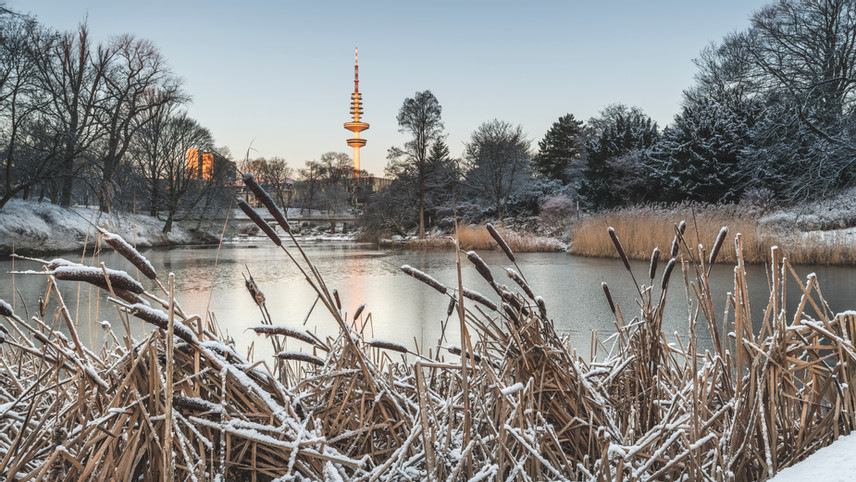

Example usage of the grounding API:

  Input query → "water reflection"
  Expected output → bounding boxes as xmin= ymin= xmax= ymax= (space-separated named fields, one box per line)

xmin=2 ymin=243 xmax=854 ymax=362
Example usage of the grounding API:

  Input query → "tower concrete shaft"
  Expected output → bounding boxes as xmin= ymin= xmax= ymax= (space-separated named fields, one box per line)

xmin=344 ymin=47 xmax=369 ymax=174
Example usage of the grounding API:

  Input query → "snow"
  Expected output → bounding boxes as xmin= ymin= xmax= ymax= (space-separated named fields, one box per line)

xmin=501 ymin=382 xmax=525 ymax=396
xmin=0 ymin=299 xmax=12 ymax=317
xmin=771 ymin=434 xmax=856 ymax=482
xmin=0 ymin=198 xmax=193 ymax=256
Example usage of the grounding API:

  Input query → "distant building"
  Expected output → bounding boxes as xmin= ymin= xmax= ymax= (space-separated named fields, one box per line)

xmin=186 ymin=149 xmax=230 ymax=181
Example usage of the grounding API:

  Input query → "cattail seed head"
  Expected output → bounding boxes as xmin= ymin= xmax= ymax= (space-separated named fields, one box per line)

xmin=401 ymin=265 xmax=447 ymax=294
xmin=466 ymin=251 xmax=494 ymax=284
xmin=461 ymin=288 xmax=497 ymax=311
xmin=608 ymin=227 xmax=632 ymax=273
xmin=447 ymin=297 xmax=457 ymax=317
xmin=236 ymin=197 xmax=282 ymax=246
xmin=506 ymin=268 xmax=535 ymax=300
xmin=649 ymin=247 xmax=660 ymax=280
xmin=671 ymin=221 xmax=687 ymax=257
xmin=709 ymin=227 xmax=728 ymax=266
xmin=276 ymin=350 xmax=324 ymax=366
xmin=486 ymin=223 xmax=515 ymax=262
xmin=242 ymin=272 xmax=265 ymax=307
xmin=662 ymin=258 xmax=677 ymax=290
xmin=447 ymin=344 xmax=482 ymax=363
xmin=535 ymin=296 xmax=547 ymax=319
xmin=0 ymin=299 xmax=12 ymax=317
xmin=333 ymin=289 xmax=342 ymax=311
xmin=366 ymin=338 xmax=409 ymax=354
xmin=242 ymin=173 xmax=291 ymax=234
xmin=52 ymin=264 xmax=145 ymax=294
xmin=248 ymin=324 xmax=319 ymax=346
xmin=99 ymin=229 xmax=157 ymax=280
xmin=353 ymin=303 xmax=366 ymax=321
xmin=602 ymin=282 xmax=616 ymax=314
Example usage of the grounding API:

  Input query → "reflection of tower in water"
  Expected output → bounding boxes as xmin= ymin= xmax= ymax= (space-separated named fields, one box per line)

xmin=344 ymin=48 xmax=369 ymax=177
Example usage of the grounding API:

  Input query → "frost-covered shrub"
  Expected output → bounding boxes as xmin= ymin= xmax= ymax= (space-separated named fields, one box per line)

xmin=537 ymin=195 xmax=576 ymax=238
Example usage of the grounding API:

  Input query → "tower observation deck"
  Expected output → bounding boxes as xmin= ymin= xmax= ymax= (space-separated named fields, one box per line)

xmin=344 ymin=48 xmax=369 ymax=175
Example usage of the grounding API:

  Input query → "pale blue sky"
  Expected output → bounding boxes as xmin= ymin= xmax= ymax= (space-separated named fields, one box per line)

xmin=8 ymin=1 xmax=769 ymax=176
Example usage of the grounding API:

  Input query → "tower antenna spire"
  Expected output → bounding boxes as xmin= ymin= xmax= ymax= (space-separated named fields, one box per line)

xmin=345 ymin=47 xmax=369 ymax=175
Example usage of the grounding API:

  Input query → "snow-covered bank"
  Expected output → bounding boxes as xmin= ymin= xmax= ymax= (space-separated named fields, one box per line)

xmin=771 ymin=434 xmax=856 ymax=481
xmin=0 ymin=199 xmax=196 ymax=257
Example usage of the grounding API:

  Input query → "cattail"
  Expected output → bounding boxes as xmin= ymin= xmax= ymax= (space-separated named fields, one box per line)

xmin=447 ymin=344 xmax=482 ymax=363
xmin=276 ymin=350 xmax=324 ymax=366
xmin=333 ymin=289 xmax=342 ymax=311
xmin=236 ymin=197 xmax=282 ymax=246
xmin=52 ymin=264 xmax=145 ymax=294
xmin=461 ymin=288 xmax=498 ymax=311
xmin=662 ymin=258 xmax=677 ymax=290
xmin=127 ymin=303 xmax=195 ymax=343
xmin=401 ymin=265 xmax=447 ymax=294
xmin=608 ymin=227 xmax=632 ymax=273
xmin=602 ymin=282 xmax=616 ymax=314
xmin=0 ymin=299 xmax=11 ymax=317
xmin=242 ymin=173 xmax=291 ymax=234
xmin=535 ymin=296 xmax=547 ymax=319
xmin=503 ymin=302 xmax=520 ymax=324
xmin=506 ymin=268 xmax=535 ymax=300
xmin=671 ymin=221 xmax=687 ymax=257
xmin=0 ymin=331 xmax=5 ymax=344
xmin=247 ymin=325 xmax=318 ymax=346
xmin=98 ymin=229 xmax=157 ymax=280
xmin=353 ymin=303 xmax=366 ymax=321
xmin=486 ymin=223 xmax=515 ymax=262
xmin=466 ymin=251 xmax=494 ymax=284
xmin=38 ymin=297 xmax=45 ymax=317
xmin=112 ymin=287 xmax=148 ymax=306
xmin=173 ymin=395 xmax=221 ymax=413
xmin=649 ymin=247 xmax=660 ymax=280
xmin=709 ymin=227 xmax=728 ymax=266
xmin=446 ymin=297 xmax=457 ymax=316
xmin=242 ymin=271 xmax=265 ymax=307
xmin=366 ymin=338 xmax=409 ymax=354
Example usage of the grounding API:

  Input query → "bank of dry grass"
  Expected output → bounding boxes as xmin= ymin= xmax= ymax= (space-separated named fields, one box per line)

xmin=402 ymin=224 xmax=565 ymax=253
xmin=570 ymin=204 xmax=856 ymax=265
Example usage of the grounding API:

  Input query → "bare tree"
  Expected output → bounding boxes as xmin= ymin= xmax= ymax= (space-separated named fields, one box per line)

xmin=462 ymin=120 xmax=531 ymax=221
xmin=157 ymin=112 xmax=216 ymax=233
xmin=386 ymin=90 xmax=444 ymax=238
xmin=0 ymin=10 xmax=58 ymax=208
xmin=95 ymin=34 xmax=186 ymax=212
xmin=30 ymin=21 xmax=107 ymax=206
xmin=239 ymin=156 xmax=293 ymax=207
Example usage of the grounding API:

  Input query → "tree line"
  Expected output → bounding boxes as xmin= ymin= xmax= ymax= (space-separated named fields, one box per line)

xmin=363 ymin=0 xmax=856 ymax=238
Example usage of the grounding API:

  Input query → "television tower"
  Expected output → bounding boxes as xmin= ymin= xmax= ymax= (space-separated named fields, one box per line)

xmin=344 ymin=47 xmax=369 ymax=176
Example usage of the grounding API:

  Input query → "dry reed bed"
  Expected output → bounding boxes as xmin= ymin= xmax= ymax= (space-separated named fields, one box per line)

xmin=396 ymin=223 xmax=565 ymax=253
xmin=1 ymin=179 xmax=855 ymax=480
xmin=570 ymin=204 xmax=856 ymax=265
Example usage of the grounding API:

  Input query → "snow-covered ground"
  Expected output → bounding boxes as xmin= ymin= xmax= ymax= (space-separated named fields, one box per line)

xmin=771 ymin=434 xmax=856 ymax=481
xmin=0 ymin=199 xmax=193 ymax=256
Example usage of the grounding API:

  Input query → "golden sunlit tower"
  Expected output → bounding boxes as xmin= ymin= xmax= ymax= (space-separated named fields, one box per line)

xmin=344 ymin=47 xmax=368 ymax=176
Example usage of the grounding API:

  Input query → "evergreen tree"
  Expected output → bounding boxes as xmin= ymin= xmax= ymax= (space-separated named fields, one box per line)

xmin=648 ymin=100 xmax=752 ymax=203
xmin=531 ymin=113 xmax=584 ymax=184
xmin=579 ymin=105 xmax=659 ymax=209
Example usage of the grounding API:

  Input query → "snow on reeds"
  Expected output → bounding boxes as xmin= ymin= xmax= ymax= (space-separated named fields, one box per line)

xmin=571 ymin=203 xmax=856 ymax=264
xmin=3 ymin=184 xmax=856 ymax=480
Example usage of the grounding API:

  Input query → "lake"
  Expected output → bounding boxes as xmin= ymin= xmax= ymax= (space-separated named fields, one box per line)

xmin=2 ymin=240 xmax=855 ymax=361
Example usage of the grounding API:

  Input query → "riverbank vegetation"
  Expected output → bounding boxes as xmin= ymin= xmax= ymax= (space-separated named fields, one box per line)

xmin=570 ymin=202 xmax=856 ymax=265
xmin=3 ymin=177 xmax=856 ymax=480
xmin=381 ymin=223 xmax=565 ymax=252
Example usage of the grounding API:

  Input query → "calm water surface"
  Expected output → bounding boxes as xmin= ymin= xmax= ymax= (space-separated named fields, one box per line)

xmin=3 ymin=241 xmax=855 ymax=360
